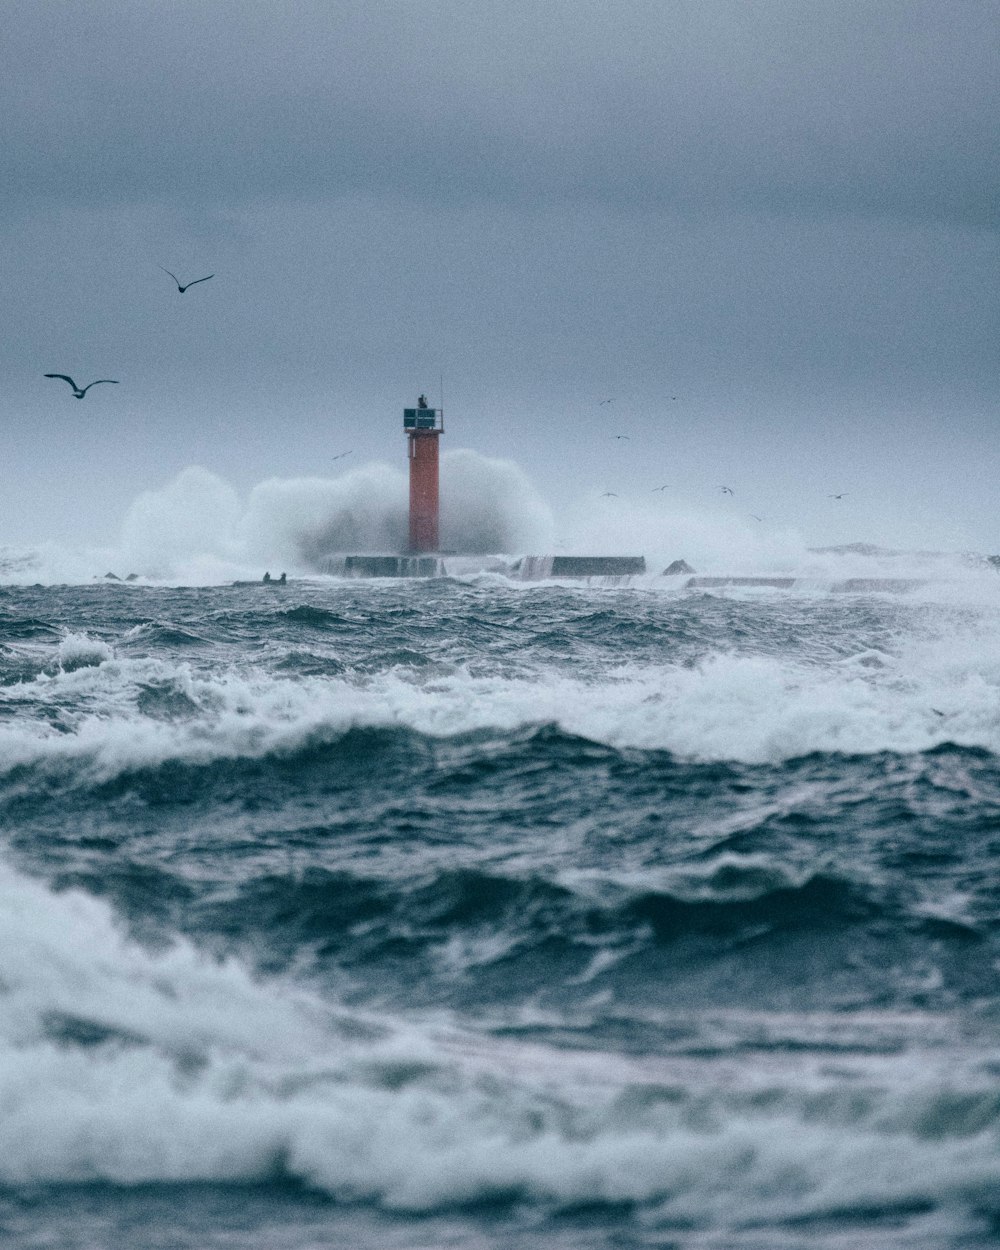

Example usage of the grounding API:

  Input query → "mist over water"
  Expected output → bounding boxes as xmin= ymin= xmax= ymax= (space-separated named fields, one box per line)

xmin=2 ymin=448 xmax=996 ymax=589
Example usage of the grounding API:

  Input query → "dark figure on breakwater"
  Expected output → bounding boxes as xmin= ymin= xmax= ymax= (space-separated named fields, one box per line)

xmin=262 ymin=572 xmax=287 ymax=584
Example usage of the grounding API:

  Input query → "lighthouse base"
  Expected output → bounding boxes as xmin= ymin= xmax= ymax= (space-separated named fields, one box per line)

xmin=337 ymin=555 xmax=442 ymax=578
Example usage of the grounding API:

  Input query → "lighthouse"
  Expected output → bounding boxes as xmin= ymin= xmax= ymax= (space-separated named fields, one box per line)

xmin=324 ymin=392 xmax=645 ymax=580
xmin=404 ymin=395 xmax=443 ymax=553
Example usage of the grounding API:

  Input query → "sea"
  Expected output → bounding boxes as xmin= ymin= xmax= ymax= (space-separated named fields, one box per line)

xmin=2 ymin=555 xmax=1000 ymax=1249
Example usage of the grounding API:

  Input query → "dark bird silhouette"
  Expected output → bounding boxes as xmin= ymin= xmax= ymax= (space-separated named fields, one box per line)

xmin=599 ymin=398 xmax=615 ymax=405
xmin=44 ymin=374 xmax=119 ymax=398
xmin=159 ymin=266 xmax=214 ymax=293
xmin=652 ymin=484 xmax=670 ymax=491
xmin=332 ymin=450 xmax=353 ymax=461
xmin=719 ymin=485 xmax=734 ymax=495
xmin=601 ymin=491 xmax=619 ymax=498
xmin=828 ymin=492 xmax=848 ymax=499
xmin=614 ymin=434 xmax=630 ymax=440
xmin=750 ymin=514 xmax=764 ymax=522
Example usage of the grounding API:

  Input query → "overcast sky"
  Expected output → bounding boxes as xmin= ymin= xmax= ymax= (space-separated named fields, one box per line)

xmin=2 ymin=0 xmax=998 ymax=554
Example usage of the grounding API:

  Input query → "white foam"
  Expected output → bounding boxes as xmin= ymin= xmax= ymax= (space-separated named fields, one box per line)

xmin=0 ymin=861 xmax=996 ymax=1220
xmin=4 ymin=595 xmax=1000 ymax=776
xmin=56 ymin=632 xmax=114 ymax=672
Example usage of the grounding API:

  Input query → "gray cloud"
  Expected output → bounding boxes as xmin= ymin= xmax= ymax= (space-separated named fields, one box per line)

xmin=3 ymin=2 xmax=997 ymax=228
xmin=1 ymin=2 xmax=998 ymax=553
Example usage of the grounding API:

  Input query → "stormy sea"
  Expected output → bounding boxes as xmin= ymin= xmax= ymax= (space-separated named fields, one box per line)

xmin=2 ymin=548 xmax=1000 ymax=1250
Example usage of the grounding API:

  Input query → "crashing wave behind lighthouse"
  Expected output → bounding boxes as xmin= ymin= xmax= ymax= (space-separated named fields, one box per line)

xmin=320 ymin=393 xmax=642 ymax=580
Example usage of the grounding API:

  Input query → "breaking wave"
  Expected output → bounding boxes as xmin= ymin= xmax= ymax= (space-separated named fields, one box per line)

xmin=5 ymin=594 xmax=1000 ymax=785
xmin=114 ymin=453 xmax=554 ymax=581
xmin=0 ymin=859 xmax=998 ymax=1224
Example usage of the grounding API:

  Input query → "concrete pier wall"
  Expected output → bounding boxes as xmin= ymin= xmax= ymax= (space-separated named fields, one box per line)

xmin=320 ymin=555 xmax=443 ymax=578
xmin=316 ymin=554 xmax=647 ymax=580
xmin=515 ymin=555 xmax=646 ymax=580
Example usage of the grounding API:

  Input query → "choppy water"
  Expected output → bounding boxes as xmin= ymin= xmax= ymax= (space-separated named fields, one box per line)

xmin=2 ymin=575 xmax=999 ymax=1249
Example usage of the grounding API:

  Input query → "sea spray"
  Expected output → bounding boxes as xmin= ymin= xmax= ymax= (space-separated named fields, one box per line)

xmin=119 ymin=466 xmax=243 ymax=578
xmin=558 ymin=491 xmax=810 ymax=573
xmin=113 ymin=452 xmax=553 ymax=580
xmin=243 ymin=463 xmax=409 ymax=567
xmin=4 ymin=457 xmax=997 ymax=587
xmin=437 ymin=448 xmax=554 ymax=555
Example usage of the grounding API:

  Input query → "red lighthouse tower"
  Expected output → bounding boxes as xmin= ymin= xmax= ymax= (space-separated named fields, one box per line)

xmin=404 ymin=395 xmax=443 ymax=553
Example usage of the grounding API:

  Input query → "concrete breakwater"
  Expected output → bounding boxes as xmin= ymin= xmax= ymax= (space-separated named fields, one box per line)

xmin=317 ymin=554 xmax=647 ymax=579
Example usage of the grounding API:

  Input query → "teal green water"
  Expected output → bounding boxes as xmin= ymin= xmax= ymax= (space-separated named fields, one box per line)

xmin=1 ymin=580 xmax=998 ymax=1248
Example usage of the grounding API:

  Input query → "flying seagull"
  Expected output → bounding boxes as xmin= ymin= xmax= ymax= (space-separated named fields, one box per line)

xmin=332 ymin=450 xmax=353 ymax=461
xmin=159 ymin=266 xmax=214 ymax=293
xmin=652 ymin=484 xmax=670 ymax=491
xmin=44 ymin=374 xmax=119 ymax=398
xmin=601 ymin=491 xmax=619 ymax=497
xmin=719 ymin=485 xmax=734 ymax=495
xmin=828 ymin=492 xmax=849 ymax=499
xmin=599 ymin=398 xmax=615 ymax=405
xmin=614 ymin=434 xmax=630 ymax=440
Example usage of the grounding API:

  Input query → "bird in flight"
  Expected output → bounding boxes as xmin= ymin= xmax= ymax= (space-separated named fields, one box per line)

xmin=828 ymin=492 xmax=848 ymax=499
xmin=159 ymin=266 xmax=214 ymax=293
xmin=332 ymin=450 xmax=353 ymax=461
xmin=44 ymin=374 xmax=119 ymax=398
xmin=601 ymin=491 xmax=619 ymax=498
xmin=614 ymin=434 xmax=630 ymax=440
xmin=599 ymin=398 xmax=615 ymax=405
xmin=652 ymin=484 xmax=670 ymax=491
xmin=719 ymin=485 xmax=734 ymax=495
